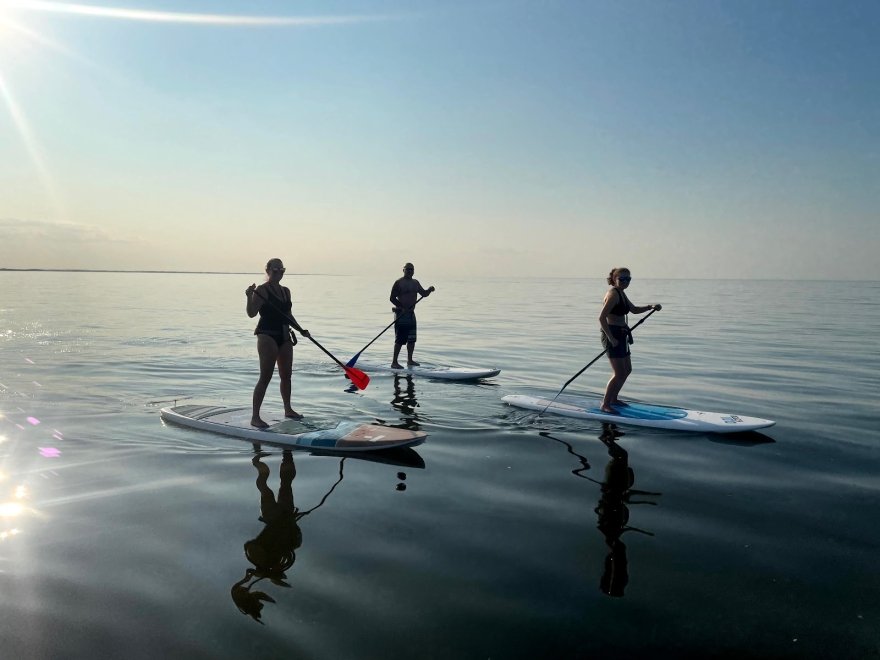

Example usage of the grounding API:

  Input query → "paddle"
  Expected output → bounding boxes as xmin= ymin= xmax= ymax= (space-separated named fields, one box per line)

xmin=539 ymin=308 xmax=658 ymax=415
xmin=345 ymin=296 xmax=425 ymax=368
xmin=249 ymin=288 xmax=370 ymax=390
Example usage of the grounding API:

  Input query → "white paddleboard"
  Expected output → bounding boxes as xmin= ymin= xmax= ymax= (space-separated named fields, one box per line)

xmin=357 ymin=361 xmax=500 ymax=381
xmin=161 ymin=405 xmax=427 ymax=451
xmin=502 ymin=394 xmax=775 ymax=433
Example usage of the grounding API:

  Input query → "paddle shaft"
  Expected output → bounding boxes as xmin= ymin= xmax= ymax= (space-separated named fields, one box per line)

xmin=540 ymin=308 xmax=658 ymax=415
xmin=347 ymin=296 xmax=424 ymax=366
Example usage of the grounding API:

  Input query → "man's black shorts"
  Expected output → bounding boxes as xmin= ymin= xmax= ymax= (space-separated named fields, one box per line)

xmin=395 ymin=310 xmax=417 ymax=345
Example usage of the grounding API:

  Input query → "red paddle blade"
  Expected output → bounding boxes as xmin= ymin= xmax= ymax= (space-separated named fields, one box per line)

xmin=345 ymin=366 xmax=370 ymax=390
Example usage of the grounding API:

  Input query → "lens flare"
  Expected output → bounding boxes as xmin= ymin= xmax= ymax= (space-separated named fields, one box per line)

xmin=0 ymin=502 xmax=24 ymax=517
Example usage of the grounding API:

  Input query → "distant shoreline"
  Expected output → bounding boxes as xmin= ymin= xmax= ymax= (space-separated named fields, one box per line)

xmin=0 ymin=268 xmax=343 ymax=275
xmin=0 ymin=269 xmax=864 ymax=281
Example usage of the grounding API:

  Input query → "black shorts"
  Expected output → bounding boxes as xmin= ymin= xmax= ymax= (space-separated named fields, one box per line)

xmin=394 ymin=311 xmax=417 ymax=345
xmin=601 ymin=325 xmax=631 ymax=359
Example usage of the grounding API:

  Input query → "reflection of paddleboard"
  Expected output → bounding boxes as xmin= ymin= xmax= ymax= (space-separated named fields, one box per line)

xmin=161 ymin=405 xmax=427 ymax=451
xmin=502 ymin=394 xmax=775 ymax=433
xmin=357 ymin=361 xmax=500 ymax=381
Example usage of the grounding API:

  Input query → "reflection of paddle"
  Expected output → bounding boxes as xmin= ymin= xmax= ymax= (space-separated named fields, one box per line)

xmin=540 ymin=309 xmax=658 ymax=415
xmin=251 ymin=289 xmax=370 ymax=390
xmin=345 ymin=296 xmax=424 ymax=368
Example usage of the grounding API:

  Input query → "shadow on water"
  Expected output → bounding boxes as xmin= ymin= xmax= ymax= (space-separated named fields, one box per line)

xmin=391 ymin=375 xmax=420 ymax=426
xmin=708 ymin=430 xmax=777 ymax=446
xmin=231 ymin=450 xmax=333 ymax=623
xmin=540 ymin=424 xmax=662 ymax=598
xmin=309 ymin=445 xmax=426 ymax=469
xmin=231 ymin=445 xmax=421 ymax=623
xmin=369 ymin=374 xmax=424 ymax=432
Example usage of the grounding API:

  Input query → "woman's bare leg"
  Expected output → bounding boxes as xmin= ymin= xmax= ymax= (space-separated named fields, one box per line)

xmin=601 ymin=356 xmax=632 ymax=413
xmin=252 ymin=335 xmax=280 ymax=428
xmin=276 ymin=341 xmax=301 ymax=419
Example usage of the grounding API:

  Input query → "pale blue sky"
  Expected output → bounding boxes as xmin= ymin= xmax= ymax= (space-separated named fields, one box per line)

xmin=1 ymin=0 xmax=877 ymax=278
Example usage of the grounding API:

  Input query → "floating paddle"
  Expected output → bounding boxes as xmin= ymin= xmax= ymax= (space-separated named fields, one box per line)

xmin=539 ymin=308 xmax=658 ymax=415
xmin=345 ymin=296 xmax=425 ymax=368
xmin=249 ymin=288 xmax=370 ymax=390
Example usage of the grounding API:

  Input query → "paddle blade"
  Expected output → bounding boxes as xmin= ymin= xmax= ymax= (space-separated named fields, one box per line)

xmin=345 ymin=352 xmax=362 ymax=368
xmin=345 ymin=366 xmax=370 ymax=390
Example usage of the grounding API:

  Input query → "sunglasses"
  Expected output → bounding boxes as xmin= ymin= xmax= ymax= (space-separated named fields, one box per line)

xmin=269 ymin=267 xmax=286 ymax=273
xmin=618 ymin=276 xmax=631 ymax=282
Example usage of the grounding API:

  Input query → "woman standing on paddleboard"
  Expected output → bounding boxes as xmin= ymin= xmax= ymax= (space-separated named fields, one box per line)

xmin=246 ymin=258 xmax=310 ymax=428
xmin=599 ymin=267 xmax=661 ymax=413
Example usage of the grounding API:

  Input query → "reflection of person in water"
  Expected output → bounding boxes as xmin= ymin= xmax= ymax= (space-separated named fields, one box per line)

xmin=595 ymin=425 xmax=661 ymax=598
xmin=391 ymin=374 xmax=421 ymax=431
xmin=538 ymin=427 xmax=660 ymax=597
xmin=231 ymin=450 xmax=345 ymax=623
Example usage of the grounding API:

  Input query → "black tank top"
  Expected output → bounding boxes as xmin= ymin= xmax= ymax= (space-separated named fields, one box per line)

xmin=609 ymin=287 xmax=631 ymax=316
xmin=255 ymin=288 xmax=292 ymax=334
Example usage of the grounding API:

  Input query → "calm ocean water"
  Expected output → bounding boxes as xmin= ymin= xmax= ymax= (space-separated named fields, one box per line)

xmin=0 ymin=272 xmax=878 ymax=659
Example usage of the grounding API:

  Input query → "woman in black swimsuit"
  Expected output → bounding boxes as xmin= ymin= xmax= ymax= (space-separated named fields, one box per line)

xmin=246 ymin=258 xmax=310 ymax=428
xmin=598 ymin=267 xmax=661 ymax=413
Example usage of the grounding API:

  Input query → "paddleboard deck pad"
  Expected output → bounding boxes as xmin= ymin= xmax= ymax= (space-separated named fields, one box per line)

xmin=502 ymin=394 xmax=775 ymax=433
xmin=161 ymin=405 xmax=426 ymax=451
xmin=357 ymin=361 xmax=500 ymax=380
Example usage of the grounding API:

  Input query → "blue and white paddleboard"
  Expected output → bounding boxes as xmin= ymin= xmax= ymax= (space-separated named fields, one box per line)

xmin=161 ymin=405 xmax=426 ymax=451
xmin=502 ymin=394 xmax=775 ymax=433
xmin=357 ymin=361 xmax=500 ymax=381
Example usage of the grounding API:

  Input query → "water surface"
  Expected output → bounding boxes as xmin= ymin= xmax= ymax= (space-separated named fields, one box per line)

xmin=1 ymin=273 xmax=877 ymax=658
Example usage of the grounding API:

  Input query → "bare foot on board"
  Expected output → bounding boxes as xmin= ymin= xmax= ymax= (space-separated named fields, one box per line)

xmin=391 ymin=363 xmax=403 ymax=369
xmin=251 ymin=417 xmax=270 ymax=429
xmin=407 ymin=360 xmax=420 ymax=366
xmin=285 ymin=410 xmax=303 ymax=420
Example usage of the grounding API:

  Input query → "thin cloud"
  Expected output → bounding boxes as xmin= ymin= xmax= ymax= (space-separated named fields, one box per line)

xmin=0 ymin=217 xmax=165 ymax=270
xmin=0 ymin=217 xmax=146 ymax=245
xmin=9 ymin=1 xmax=388 ymax=26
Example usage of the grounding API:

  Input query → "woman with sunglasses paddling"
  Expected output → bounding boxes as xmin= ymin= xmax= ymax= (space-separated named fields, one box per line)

xmin=246 ymin=258 xmax=310 ymax=428
xmin=599 ymin=267 xmax=661 ymax=414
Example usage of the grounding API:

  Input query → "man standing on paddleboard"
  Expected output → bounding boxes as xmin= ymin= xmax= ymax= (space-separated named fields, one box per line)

xmin=390 ymin=263 xmax=435 ymax=369
xmin=599 ymin=267 xmax=661 ymax=413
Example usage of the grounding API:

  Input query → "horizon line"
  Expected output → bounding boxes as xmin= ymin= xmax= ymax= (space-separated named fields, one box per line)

xmin=0 ymin=268 xmax=869 ymax=282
